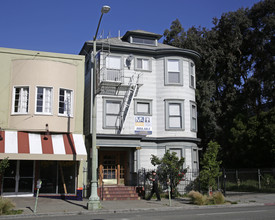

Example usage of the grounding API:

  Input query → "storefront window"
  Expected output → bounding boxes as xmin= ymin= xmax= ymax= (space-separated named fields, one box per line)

xmin=39 ymin=161 xmax=76 ymax=194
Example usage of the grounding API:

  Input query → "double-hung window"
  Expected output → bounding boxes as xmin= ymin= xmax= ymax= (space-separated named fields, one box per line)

xmin=134 ymin=100 xmax=152 ymax=115
xmin=165 ymin=58 xmax=182 ymax=85
xmin=165 ymin=100 xmax=184 ymax=130
xmin=104 ymin=99 xmax=122 ymax=129
xmin=189 ymin=62 xmax=196 ymax=88
xmin=135 ymin=58 xmax=151 ymax=71
xmin=106 ymin=56 xmax=122 ymax=82
xmin=36 ymin=87 xmax=53 ymax=114
xmin=13 ymin=87 xmax=29 ymax=114
xmin=190 ymin=102 xmax=197 ymax=132
xmin=59 ymin=89 xmax=73 ymax=117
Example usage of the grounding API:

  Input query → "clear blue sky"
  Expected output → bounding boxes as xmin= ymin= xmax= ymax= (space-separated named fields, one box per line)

xmin=1 ymin=0 xmax=261 ymax=55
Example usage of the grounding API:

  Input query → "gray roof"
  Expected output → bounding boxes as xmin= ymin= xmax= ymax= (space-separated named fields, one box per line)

xmin=79 ymin=30 xmax=201 ymax=62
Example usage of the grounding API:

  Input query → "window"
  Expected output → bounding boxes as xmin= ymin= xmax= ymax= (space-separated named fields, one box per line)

xmin=59 ymin=89 xmax=73 ymax=117
xmin=135 ymin=58 xmax=151 ymax=71
xmin=189 ymin=62 xmax=195 ymax=88
xmin=13 ymin=87 xmax=29 ymax=114
xmin=134 ymin=100 xmax=152 ymax=115
xmin=165 ymin=58 xmax=182 ymax=85
xmin=106 ymin=56 xmax=122 ymax=81
xmin=190 ymin=102 xmax=197 ymax=131
xmin=165 ymin=100 xmax=184 ymax=130
xmin=104 ymin=99 xmax=122 ymax=128
xmin=132 ymin=37 xmax=156 ymax=46
xmin=36 ymin=87 xmax=53 ymax=114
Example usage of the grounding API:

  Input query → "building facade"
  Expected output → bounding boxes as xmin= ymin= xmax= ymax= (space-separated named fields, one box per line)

xmin=0 ymin=47 xmax=86 ymax=199
xmin=80 ymin=30 xmax=201 ymax=189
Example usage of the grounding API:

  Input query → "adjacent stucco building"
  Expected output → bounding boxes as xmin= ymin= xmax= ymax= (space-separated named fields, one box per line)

xmin=0 ymin=47 xmax=86 ymax=198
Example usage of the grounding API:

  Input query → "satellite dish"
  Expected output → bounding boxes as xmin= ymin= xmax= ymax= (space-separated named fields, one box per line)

xmin=126 ymin=54 xmax=134 ymax=69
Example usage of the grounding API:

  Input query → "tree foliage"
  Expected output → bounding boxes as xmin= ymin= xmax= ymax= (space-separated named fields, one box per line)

xmin=0 ymin=158 xmax=9 ymax=177
xmin=151 ymin=151 xmax=185 ymax=197
xmin=199 ymin=141 xmax=222 ymax=191
xmin=163 ymin=0 xmax=275 ymax=168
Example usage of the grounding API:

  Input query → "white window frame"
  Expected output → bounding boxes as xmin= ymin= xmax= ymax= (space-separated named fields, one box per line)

xmin=105 ymin=55 xmax=122 ymax=82
xmin=135 ymin=57 xmax=151 ymax=72
xmin=134 ymin=99 xmax=152 ymax=116
xmin=12 ymin=86 xmax=29 ymax=114
xmin=58 ymin=88 xmax=74 ymax=117
xmin=103 ymin=98 xmax=122 ymax=129
xmin=190 ymin=102 xmax=197 ymax=132
xmin=189 ymin=62 xmax=196 ymax=89
xmin=165 ymin=58 xmax=183 ymax=86
xmin=165 ymin=100 xmax=184 ymax=130
xmin=130 ymin=36 xmax=157 ymax=46
xmin=35 ymin=86 xmax=53 ymax=115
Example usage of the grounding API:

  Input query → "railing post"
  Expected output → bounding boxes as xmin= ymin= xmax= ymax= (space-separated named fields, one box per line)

xmin=258 ymin=169 xmax=261 ymax=190
xmin=223 ymin=168 xmax=226 ymax=196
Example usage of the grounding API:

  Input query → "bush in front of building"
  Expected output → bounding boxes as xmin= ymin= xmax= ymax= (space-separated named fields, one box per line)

xmin=0 ymin=197 xmax=15 ymax=215
xmin=188 ymin=190 xmax=225 ymax=205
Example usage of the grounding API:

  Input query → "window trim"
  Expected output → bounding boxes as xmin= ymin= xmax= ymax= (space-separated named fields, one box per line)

xmin=189 ymin=62 xmax=196 ymax=89
xmin=190 ymin=101 xmax=197 ymax=132
xmin=35 ymin=86 xmax=53 ymax=115
xmin=134 ymin=99 xmax=152 ymax=116
xmin=165 ymin=58 xmax=183 ymax=86
xmin=12 ymin=86 xmax=29 ymax=114
xmin=103 ymin=97 xmax=122 ymax=129
xmin=58 ymin=88 xmax=74 ymax=117
xmin=134 ymin=57 xmax=152 ymax=72
xmin=130 ymin=36 xmax=157 ymax=46
xmin=165 ymin=99 xmax=185 ymax=131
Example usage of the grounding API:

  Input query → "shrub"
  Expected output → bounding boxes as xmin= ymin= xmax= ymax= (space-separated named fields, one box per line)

xmin=187 ymin=190 xmax=207 ymax=205
xmin=212 ymin=191 xmax=225 ymax=204
xmin=188 ymin=190 xmax=225 ymax=205
xmin=0 ymin=197 xmax=15 ymax=215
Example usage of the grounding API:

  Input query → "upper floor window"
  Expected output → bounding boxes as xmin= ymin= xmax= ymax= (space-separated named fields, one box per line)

xmin=165 ymin=58 xmax=183 ymax=85
xmin=13 ymin=87 xmax=29 ymax=114
xmin=36 ymin=87 xmax=53 ymax=114
xmin=134 ymin=99 xmax=152 ymax=115
xmin=135 ymin=57 xmax=151 ymax=71
xmin=189 ymin=62 xmax=196 ymax=88
xmin=59 ymin=89 xmax=73 ymax=117
xmin=104 ymin=98 xmax=122 ymax=129
xmin=165 ymin=100 xmax=184 ymax=130
xmin=190 ymin=102 xmax=197 ymax=132
xmin=131 ymin=37 xmax=156 ymax=46
xmin=106 ymin=55 xmax=122 ymax=82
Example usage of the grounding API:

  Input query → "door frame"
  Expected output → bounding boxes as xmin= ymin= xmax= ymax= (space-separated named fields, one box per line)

xmin=1 ymin=160 xmax=35 ymax=196
xmin=98 ymin=151 xmax=127 ymax=186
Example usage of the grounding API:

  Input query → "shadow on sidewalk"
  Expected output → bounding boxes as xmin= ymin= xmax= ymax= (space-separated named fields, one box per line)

xmin=63 ymin=199 xmax=87 ymax=210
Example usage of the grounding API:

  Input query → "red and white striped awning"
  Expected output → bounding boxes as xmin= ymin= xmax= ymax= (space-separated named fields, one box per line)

xmin=0 ymin=131 xmax=87 ymax=161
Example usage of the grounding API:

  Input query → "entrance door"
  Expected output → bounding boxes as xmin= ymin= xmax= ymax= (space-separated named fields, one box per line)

xmin=2 ymin=160 xmax=34 ymax=195
xmin=99 ymin=151 xmax=127 ymax=185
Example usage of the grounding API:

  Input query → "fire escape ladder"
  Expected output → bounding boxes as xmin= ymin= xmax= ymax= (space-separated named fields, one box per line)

xmin=116 ymin=74 xmax=140 ymax=134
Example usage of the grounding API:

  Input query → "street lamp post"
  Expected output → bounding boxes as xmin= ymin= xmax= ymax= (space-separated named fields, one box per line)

xmin=87 ymin=5 xmax=110 ymax=211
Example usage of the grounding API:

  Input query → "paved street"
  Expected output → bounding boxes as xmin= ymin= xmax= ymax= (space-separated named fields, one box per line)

xmin=3 ymin=205 xmax=275 ymax=220
xmin=0 ymin=192 xmax=274 ymax=219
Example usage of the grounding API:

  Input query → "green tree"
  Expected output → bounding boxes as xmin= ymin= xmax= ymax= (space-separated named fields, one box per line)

xmin=151 ymin=151 xmax=185 ymax=198
xmin=199 ymin=141 xmax=222 ymax=192
xmin=163 ymin=0 xmax=275 ymax=168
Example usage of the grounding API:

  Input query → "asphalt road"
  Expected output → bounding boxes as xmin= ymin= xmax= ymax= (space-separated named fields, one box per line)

xmin=5 ymin=205 xmax=275 ymax=220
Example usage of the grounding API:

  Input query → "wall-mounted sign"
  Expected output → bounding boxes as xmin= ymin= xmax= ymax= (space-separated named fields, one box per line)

xmin=135 ymin=116 xmax=152 ymax=135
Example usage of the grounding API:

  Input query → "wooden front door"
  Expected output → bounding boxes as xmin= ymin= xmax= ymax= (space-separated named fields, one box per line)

xmin=98 ymin=151 xmax=127 ymax=185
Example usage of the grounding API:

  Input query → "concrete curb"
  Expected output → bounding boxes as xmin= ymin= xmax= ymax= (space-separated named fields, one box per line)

xmin=0 ymin=201 xmax=271 ymax=219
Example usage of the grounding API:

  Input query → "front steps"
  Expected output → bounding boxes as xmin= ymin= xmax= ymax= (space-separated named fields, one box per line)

xmin=98 ymin=186 xmax=141 ymax=201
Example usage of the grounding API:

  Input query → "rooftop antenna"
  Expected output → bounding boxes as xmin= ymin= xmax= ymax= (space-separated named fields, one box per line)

xmin=118 ymin=30 xmax=120 ymax=39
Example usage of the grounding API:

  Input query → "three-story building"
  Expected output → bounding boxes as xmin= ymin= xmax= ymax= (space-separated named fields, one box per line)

xmin=80 ymin=30 xmax=200 ymax=188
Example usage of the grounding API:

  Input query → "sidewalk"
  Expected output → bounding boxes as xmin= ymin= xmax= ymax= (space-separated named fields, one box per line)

xmin=2 ymin=192 xmax=275 ymax=218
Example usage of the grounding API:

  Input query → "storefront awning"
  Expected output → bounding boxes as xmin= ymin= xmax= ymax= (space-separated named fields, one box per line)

xmin=0 ymin=131 xmax=87 ymax=161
